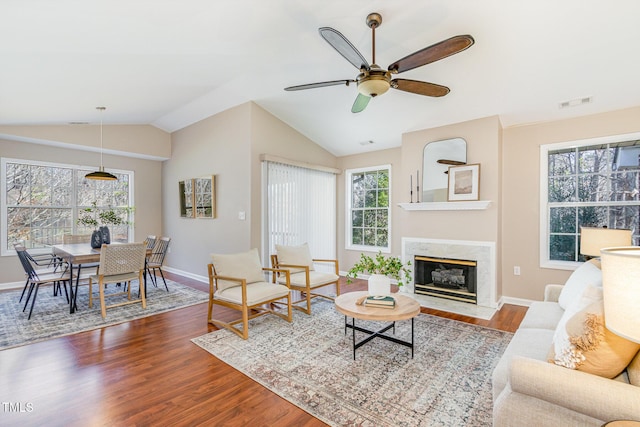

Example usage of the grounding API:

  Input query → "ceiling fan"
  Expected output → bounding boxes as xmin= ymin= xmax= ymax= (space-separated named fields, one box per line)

xmin=285 ymin=12 xmax=474 ymax=113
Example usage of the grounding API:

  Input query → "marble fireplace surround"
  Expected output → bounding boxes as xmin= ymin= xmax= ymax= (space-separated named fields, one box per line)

xmin=401 ymin=237 xmax=498 ymax=320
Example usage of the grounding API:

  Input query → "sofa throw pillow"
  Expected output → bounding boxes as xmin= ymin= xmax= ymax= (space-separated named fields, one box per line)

xmin=210 ymin=248 xmax=266 ymax=292
xmin=556 ymin=299 xmax=640 ymax=378
xmin=275 ymin=243 xmax=315 ymax=273
xmin=549 ymin=284 xmax=603 ymax=367
xmin=558 ymin=259 xmax=602 ymax=310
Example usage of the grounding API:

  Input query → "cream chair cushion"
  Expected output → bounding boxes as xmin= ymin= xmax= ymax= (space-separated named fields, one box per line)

xmin=215 ymin=281 xmax=290 ymax=306
xmin=275 ymin=243 xmax=315 ymax=273
xmin=281 ymin=271 xmax=339 ymax=288
xmin=210 ymin=248 xmax=265 ymax=291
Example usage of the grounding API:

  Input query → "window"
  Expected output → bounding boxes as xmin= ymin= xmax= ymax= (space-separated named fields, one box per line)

xmin=540 ymin=133 xmax=640 ymax=268
xmin=1 ymin=158 xmax=133 ymax=256
xmin=262 ymin=160 xmax=336 ymax=266
xmin=346 ymin=165 xmax=391 ymax=252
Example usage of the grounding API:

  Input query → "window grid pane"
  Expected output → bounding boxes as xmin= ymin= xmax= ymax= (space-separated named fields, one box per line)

xmin=4 ymin=160 xmax=132 ymax=252
xmin=347 ymin=166 xmax=391 ymax=251
xmin=547 ymin=140 xmax=640 ymax=262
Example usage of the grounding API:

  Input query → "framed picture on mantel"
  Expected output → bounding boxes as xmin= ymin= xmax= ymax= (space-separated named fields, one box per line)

xmin=447 ymin=163 xmax=480 ymax=201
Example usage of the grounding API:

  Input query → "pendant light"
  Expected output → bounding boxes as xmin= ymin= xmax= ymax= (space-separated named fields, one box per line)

xmin=85 ymin=106 xmax=117 ymax=181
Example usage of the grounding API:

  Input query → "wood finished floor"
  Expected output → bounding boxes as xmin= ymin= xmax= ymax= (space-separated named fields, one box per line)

xmin=0 ymin=272 xmax=527 ymax=426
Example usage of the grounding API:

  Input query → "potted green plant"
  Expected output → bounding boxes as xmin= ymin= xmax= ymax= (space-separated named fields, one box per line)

xmin=346 ymin=251 xmax=412 ymax=295
xmin=77 ymin=203 xmax=132 ymax=247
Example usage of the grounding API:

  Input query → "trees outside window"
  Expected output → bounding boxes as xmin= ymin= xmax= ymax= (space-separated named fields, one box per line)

xmin=2 ymin=158 xmax=133 ymax=255
xmin=346 ymin=165 xmax=391 ymax=252
xmin=542 ymin=136 xmax=640 ymax=266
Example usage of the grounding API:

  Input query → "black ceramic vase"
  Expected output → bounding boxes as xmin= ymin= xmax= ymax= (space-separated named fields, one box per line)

xmin=100 ymin=226 xmax=111 ymax=244
xmin=91 ymin=230 xmax=103 ymax=248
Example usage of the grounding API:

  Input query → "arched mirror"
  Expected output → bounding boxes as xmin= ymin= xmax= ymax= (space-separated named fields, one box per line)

xmin=422 ymin=138 xmax=467 ymax=202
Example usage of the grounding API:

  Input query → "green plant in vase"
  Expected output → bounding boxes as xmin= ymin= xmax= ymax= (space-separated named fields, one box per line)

xmin=77 ymin=202 xmax=132 ymax=247
xmin=346 ymin=251 xmax=412 ymax=294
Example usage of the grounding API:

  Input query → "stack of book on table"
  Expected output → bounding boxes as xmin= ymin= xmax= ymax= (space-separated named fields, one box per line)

xmin=364 ymin=295 xmax=396 ymax=309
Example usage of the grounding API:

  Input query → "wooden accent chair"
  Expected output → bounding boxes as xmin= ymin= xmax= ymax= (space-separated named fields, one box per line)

xmin=15 ymin=244 xmax=71 ymax=319
xmin=208 ymin=248 xmax=292 ymax=340
xmin=88 ymin=243 xmax=147 ymax=319
xmin=271 ymin=243 xmax=340 ymax=315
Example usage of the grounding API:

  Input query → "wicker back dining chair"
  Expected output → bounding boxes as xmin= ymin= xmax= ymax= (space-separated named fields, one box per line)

xmin=146 ymin=237 xmax=171 ymax=291
xmin=270 ymin=243 xmax=340 ymax=315
xmin=15 ymin=244 xmax=71 ymax=319
xmin=63 ymin=234 xmax=92 ymax=244
xmin=88 ymin=243 xmax=147 ymax=319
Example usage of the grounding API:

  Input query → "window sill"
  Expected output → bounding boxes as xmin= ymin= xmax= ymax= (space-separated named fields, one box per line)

xmin=398 ymin=201 xmax=492 ymax=211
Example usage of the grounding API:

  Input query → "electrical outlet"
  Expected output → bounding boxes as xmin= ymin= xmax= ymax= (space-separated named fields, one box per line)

xmin=513 ymin=266 xmax=521 ymax=276
xmin=238 ymin=211 xmax=246 ymax=220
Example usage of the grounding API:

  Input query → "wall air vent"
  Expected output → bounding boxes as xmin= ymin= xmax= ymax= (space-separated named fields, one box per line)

xmin=559 ymin=96 xmax=593 ymax=109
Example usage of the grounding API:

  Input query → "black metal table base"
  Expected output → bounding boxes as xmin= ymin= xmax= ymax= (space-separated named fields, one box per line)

xmin=344 ymin=315 xmax=415 ymax=360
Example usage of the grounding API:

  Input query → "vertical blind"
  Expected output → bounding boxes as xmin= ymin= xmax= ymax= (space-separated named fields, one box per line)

xmin=263 ymin=160 xmax=336 ymax=267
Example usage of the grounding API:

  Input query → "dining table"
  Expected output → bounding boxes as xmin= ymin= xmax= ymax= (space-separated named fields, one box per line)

xmin=52 ymin=243 xmax=150 ymax=314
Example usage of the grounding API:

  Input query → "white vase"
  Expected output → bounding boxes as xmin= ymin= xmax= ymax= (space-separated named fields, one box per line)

xmin=368 ymin=274 xmax=391 ymax=295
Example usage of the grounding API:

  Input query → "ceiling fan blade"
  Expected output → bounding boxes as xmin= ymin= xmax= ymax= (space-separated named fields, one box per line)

xmin=319 ymin=27 xmax=370 ymax=71
xmin=388 ymin=35 xmax=474 ymax=74
xmin=351 ymin=93 xmax=371 ymax=113
xmin=285 ymin=80 xmax=353 ymax=91
xmin=392 ymin=79 xmax=450 ymax=97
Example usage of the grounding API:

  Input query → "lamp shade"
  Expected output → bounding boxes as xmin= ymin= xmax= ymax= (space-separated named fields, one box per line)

xmin=600 ymin=246 xmax=640 ymax=343
xmin=579 ymin=227 xmax=632 ymax=257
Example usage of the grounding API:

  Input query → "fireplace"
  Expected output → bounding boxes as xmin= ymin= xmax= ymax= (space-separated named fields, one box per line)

xmin=402 ymin=238 xmax=498 ymax=315
xmin=414 ymin=256 xmax=477 ymax=304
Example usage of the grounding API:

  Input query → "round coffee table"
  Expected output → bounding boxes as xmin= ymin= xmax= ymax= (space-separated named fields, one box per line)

xmin=334 ymin=291 xmax=421 ymax=360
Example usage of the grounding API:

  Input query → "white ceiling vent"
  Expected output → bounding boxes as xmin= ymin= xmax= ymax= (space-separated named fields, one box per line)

xmin=559 ymin=96 xmax=593 ymax=109
xmin=359 ymin=140 xmax=375 ymax=145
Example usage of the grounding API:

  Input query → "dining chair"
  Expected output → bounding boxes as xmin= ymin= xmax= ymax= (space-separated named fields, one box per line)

xmin=15 ymin=245 xmax=71 ymax=319
xmin=88 ymin=243 xmax=147 ymax=319
xmin=146 ymin=237 xmax=171 ymax=291
xmin=271 ymin=243 xmax=340 ymax=315
xmin=144 ymin=235 xmax=157 ymax=250
xmin=13 ymin=242 xmax=65 ymax=302
xmin=208 ymin=248 xmax=292 ymax=339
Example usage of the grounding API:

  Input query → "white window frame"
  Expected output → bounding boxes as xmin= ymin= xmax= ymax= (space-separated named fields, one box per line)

xmin=345 ymin=164 xmax=391 ymax=254
xmin=1 ymin=157 xmax=134 ymax=256
xmin=539 ymin=131 xmax=640 ymax=270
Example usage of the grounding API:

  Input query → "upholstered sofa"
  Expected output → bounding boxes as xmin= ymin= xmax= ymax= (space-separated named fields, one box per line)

xmin=492 ymin=260 xmax=640 ymax=426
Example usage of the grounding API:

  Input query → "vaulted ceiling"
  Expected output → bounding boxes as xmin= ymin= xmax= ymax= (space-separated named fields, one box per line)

xmin=2 ymin=1 xmax=640 ymax=156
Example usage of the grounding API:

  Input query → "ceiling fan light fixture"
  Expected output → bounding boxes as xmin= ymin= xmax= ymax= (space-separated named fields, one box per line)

xmin=86 ymin=106 xmax=117 ymax=181
xmin=357 ymin=67 xmax=391 ymax=97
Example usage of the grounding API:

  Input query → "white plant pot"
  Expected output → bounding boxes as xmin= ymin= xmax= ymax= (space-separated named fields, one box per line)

xmin=368 ymin=274 xmax=391 ymax=295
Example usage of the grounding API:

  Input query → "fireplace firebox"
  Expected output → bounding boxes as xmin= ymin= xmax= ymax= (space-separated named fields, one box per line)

xmin=413 ymin=255 xmax=477 ymax=304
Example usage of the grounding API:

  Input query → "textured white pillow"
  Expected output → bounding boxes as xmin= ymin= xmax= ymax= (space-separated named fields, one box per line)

xmin=558 ymin=260 xmax=602 ymax=309
xmin=210 ymin=248 xmax=265 ymax=291
xmin=275 ymin=243 xmax=314 ymax=273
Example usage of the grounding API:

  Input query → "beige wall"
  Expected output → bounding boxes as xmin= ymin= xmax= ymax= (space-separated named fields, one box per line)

xmin=337 ymin=116 xmax=503 ymax=292
xmin=501 ymin=106 xmax=640 ymax=301
xmin=0 ymin=136 xmax=164 ymax=285
xmin=162 ymin=102 xmax=338 ymax=279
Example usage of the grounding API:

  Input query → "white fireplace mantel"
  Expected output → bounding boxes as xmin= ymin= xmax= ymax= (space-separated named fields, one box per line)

xmin=398 ymin=201 xmax=492 ymax=211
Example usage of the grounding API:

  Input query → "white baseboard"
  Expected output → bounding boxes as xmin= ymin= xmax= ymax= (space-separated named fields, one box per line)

xmin=162 ymin=266 xmax=208 ymax=284
xmin=0 ymin=281 xmax=24 ymax=291
xmin=500 ymin=296 xmax=534 ymax=307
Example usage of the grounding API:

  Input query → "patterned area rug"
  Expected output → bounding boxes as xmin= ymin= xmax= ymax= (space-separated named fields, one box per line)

xmin=0 ymin=279 xmax=208 ymax=350
xmin=192 ymin=298 xmax=512 ymax=427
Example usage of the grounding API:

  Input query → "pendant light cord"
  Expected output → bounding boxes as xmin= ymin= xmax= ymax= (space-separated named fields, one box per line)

xmin=97 ymin=106 xmax=105 ymax=169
